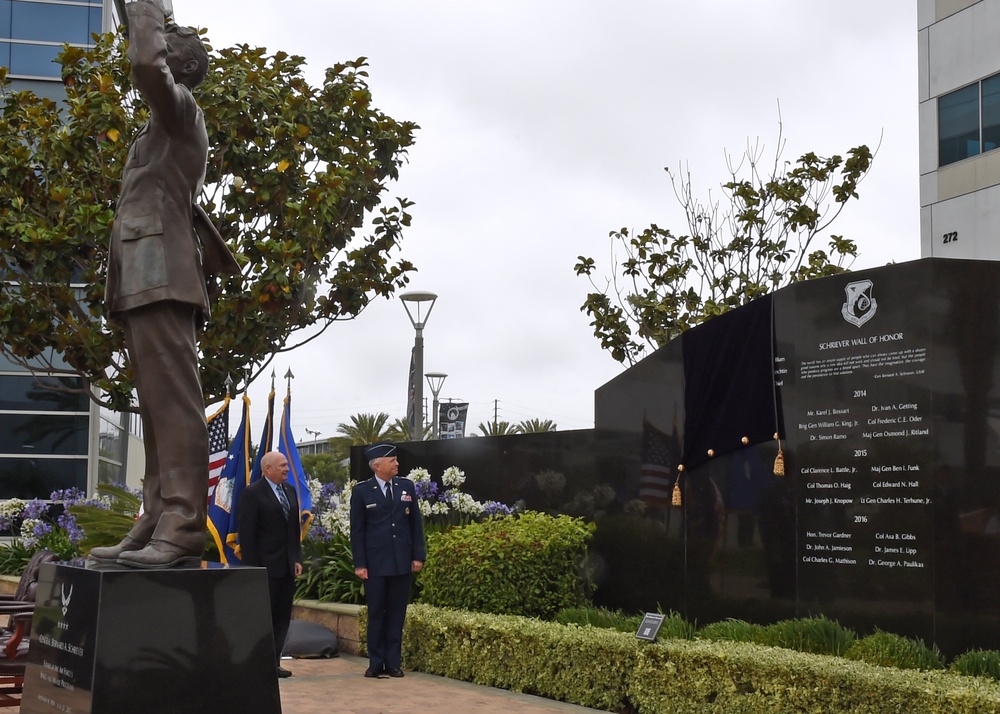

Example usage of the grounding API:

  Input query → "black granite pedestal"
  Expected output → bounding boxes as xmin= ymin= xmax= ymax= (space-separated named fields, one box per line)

xmin=19 ymin=561 xmax=281 ymax=714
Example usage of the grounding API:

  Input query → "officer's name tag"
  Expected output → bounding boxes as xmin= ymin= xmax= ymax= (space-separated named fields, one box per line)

xmin=366 ymin=503 xmax=377 ymax=509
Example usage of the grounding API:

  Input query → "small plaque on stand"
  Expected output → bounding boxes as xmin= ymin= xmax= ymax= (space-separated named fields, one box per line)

xmin=636 ymin=612 xmax=665 ymax=641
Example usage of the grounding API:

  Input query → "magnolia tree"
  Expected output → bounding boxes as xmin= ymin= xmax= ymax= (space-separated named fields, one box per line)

xmin=0 ymin=32 xmax=417 ymax=411
xmin=575 ymin=127 xmax=873 ymax=365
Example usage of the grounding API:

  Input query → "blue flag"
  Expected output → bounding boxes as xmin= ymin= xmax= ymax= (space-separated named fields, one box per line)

xmin=207 ymin=395 xmax=252 ymax=564
xmin=251 ymin=385 xmax=275 ymax=482
xmin=278 ymin=390 xmax=313 ymax=541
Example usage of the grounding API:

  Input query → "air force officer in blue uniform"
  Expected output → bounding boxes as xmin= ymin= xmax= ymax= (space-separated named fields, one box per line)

xmin=350 ymin=442 xmax=425 ymax=678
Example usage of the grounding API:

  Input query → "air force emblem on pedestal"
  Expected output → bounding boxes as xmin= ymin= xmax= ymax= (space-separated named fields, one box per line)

xmin=842 ymin=279 xmax=877 ymax=327
xmin=61 ymin=583 xmax=73 ymax=617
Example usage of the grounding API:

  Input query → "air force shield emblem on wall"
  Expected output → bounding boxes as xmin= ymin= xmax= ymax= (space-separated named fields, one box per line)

xmin=842 ymin=279 xmax=877 ymax=327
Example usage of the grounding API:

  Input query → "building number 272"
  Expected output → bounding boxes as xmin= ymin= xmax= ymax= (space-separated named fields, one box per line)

xmin=942 ymin=231 xmax=958 ymax=243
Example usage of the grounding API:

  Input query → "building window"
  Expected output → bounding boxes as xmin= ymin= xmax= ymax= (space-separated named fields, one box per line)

xmin=0 ymin=456 xmax=87 ymax=498
xmin=0 ymin=413 xmax=90 ymax=454
xmin=12 ymin=1 xmax=92 ymax=44
xmin=97 ymin=405 xmax=128 ymax=484
xmin=0 ymin=0 xmax=103 ymax=80
xmin=940 ymin=84 xmax=981 ymax=166
xmin=982 ymin=74 xmax=1000 ymax=155
xmin=939 ymin=72 xmax=1000 ymax=167
xmin=0 ymin=373 xmax=91 ymax=499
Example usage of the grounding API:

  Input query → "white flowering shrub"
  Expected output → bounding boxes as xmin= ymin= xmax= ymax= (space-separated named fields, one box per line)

xmin=304 ymin=466 xmax=514 ymax=544
xmin=307 ymin=479 xmax=355 ymax=541
xmin=441 ymin=466 xmax=466 ymax=488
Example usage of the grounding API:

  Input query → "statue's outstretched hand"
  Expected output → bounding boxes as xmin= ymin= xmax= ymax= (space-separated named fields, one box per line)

xmin=148 ymin=0 xmax=172 ymax=16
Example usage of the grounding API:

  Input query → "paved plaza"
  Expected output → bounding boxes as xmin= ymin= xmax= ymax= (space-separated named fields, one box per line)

xmin=10 ymin=654 xmax=605 ymax=714
xmin=276 ymin=655 xmax=605 ymax=714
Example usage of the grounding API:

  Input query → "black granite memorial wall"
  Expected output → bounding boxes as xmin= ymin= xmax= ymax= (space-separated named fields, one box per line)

xmin=352 ymin=258 xmax=1000 ymax=656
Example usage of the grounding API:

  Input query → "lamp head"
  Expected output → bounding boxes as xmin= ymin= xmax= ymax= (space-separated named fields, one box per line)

xmin=425 ymin=372 xmax=448 ymax=396
xmin=400 ymin=290 xmax=438 ymax=329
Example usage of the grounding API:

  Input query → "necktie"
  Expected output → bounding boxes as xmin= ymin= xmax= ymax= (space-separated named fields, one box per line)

xmin=384 ymin=481 xmax=392 ymax=502
xmin=277 ymin=484 xmax=289 ymax=518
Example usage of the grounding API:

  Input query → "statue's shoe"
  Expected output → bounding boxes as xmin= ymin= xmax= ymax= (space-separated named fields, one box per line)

xmin=116 ymin=540 xmax=202 ymax=569
xmin=88 ymin=536 xmax=145 ymax=562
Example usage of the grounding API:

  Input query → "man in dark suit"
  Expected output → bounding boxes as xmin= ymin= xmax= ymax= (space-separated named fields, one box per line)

xmin=89 ymin=0 xmax=239 ymax=568
xmin=237 ymin=451 xmax=303 ymax=679
xmin=351 ymin=442 xmax=425 ymax=678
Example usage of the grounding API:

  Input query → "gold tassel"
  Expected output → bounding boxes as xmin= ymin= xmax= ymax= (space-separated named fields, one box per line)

xmin=773 ymin=437 xmax=785 ymax=477
xmin=672 ymin=465 xmax=684 ymax=507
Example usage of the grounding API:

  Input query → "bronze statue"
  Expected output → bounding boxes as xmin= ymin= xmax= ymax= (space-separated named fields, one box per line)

xmin=90 ymin=0 xmax=239 ymax=568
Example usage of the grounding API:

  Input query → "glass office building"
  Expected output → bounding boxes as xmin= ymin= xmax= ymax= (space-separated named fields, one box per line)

xmin=920 ymin=0 xmax=1000 ymax=260
xmin=0 ymin=352 xmax=130 ymax=500
xmin=1 ymin=0 xmax=111 ymax=100
xmin=0 ymin=0 xmax=129 ymax=499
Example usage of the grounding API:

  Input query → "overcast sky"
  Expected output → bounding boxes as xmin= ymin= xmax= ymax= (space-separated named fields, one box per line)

xmin=171 ymin=0 xmax=920 ymax=440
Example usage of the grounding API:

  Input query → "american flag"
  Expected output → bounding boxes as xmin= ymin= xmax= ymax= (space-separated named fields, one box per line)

xmin=207 ymin=401 xmax=230 ymax=500
xmin=209 ymin=394 xmax=251 ymax=563
xmin=640 ymin=418 xmax=680 ymax=505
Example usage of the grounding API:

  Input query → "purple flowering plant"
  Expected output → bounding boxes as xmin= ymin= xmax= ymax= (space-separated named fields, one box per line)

xmin=0 ymin=488 xmax=108 ymax=564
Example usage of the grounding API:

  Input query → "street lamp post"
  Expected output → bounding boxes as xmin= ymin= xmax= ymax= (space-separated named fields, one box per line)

xmin=401 ymin=291 xmax=438 ymax=440
xmin=425 ymin=372 xmax=448 ymax=439
xmin=304 ymin=428 xmax=322 ymax=455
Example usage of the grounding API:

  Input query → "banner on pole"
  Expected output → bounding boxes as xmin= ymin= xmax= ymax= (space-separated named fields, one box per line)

xmin=439 ymin=402 xmax=469 ymax=439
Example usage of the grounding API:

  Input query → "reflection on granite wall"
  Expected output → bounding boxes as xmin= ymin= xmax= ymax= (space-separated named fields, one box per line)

xmin=351 ymin=258 xmax=1000 ymax=656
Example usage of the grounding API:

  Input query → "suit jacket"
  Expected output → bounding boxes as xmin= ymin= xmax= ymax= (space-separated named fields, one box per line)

xmin=350 ymin=477 xmax=426 ymax=578
xmin=105 ymin=1 xmax=237 ymax=322
xmin=237 ymin=477 xmax=303 ymax=578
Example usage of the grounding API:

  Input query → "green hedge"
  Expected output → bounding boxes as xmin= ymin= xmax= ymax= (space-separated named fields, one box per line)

xmin=696 ymin=615 xmax=856 ymax=658
xmin=846 ymin=629 xmax=945 ymax=670
xmin=419 ymin=512 xmax=594 ymax=618
xmin=952 ymin=650 xmax=1000 ymax=680
xmin=400 ymin=604 xmax=1000 ymax=714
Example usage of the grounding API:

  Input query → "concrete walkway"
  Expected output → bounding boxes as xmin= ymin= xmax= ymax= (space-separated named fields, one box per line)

xmin=278 ymin=655 xmax=607 ymax=714
xmin=10 ymin=654 xmax=607 ymax=714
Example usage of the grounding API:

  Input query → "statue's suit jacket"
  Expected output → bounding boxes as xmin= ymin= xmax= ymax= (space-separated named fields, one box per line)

xmin=105 ymin=1 xmax=237 ymax=321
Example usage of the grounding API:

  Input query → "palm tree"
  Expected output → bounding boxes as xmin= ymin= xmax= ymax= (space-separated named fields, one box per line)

xmin=477 ymin=420 xmax=521 ymax=436
xmin=384 ymin=417 xmax=431 ymax=442
xmin=336 ymin=412 xmax=392 ymax=445
xmin=516 ymin=418 xmax=557 ymax=433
